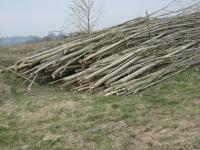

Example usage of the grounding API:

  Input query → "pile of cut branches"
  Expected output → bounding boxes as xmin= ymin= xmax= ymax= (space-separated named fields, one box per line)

xmin=9 ymin=3 xmax=200 ymax=95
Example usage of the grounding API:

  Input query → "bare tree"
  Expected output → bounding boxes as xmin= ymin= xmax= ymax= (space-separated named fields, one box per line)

xmin=70 ymin=0 xmax=101 ymax=33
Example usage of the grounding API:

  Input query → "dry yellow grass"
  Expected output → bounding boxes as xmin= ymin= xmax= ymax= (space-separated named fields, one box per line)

xmin=0 ymin=40 xmax=63 ymax=62
xmin=0 ymin=69 xmax=200 ymax=149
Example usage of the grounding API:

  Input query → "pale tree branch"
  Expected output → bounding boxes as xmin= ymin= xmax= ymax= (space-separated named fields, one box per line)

xmin=70 ymin=0 xmax=102 ymax=33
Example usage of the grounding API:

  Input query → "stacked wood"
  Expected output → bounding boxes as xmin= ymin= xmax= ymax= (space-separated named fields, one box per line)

xmin=8 ymin=4 xmax=200 ymax=95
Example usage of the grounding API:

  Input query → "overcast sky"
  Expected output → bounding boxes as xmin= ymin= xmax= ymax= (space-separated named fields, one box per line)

xmin=0 ymin=0 xmax=192 ymax=37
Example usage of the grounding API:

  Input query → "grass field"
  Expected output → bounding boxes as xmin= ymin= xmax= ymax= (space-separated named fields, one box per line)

xmin=0 ymin=42 xmax=200 ymax=149
xmin=0 ymin=41 xmax=62 ymax=67
xmin=0 ymin=69 xmax=200 ymax=150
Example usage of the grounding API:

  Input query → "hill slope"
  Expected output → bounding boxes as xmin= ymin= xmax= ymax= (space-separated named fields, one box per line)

xmin=0 ymin=69 xmax=199 ymax=149
xmin=0 ymin=37 xmax=199 ymax=149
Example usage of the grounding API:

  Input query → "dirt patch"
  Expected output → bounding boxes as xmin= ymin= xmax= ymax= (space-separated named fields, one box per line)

xmin=192 ymin=99 xmax=200 ymax=105
xmin=19 ymin=101 xmax=81 ymax=122
xmin=40 ymin=101 xmax=81 ymax=112
xmin=136 ymin=120 xmax=200 ymax=149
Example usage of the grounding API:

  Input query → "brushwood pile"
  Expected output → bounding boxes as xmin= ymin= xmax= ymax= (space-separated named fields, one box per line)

xmin=9 ymin=4 xmax=200 ymax=95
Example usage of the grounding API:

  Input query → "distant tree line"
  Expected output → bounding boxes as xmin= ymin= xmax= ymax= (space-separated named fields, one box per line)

xmin=0 ymin=36 xmax=41 ymax=47
xmin=0 ymin=33 xmax=66 ymax=47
